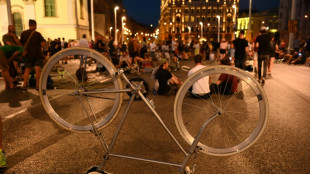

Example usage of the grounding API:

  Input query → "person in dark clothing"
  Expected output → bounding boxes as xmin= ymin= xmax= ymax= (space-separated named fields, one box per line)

xmin=20 ymin=19 xmax=46 ymax=90
xmin=95 ymin=36 xmax=106 ymax=53
xmin=108 ymin=36 xmax=115 ymax=56
xmin=155 ymin=58 xmax=182 ymax=95
xmin=233 ymin=30 xmax=248 ymax=69
xmin=255 ymin=27 xmax=271 ymax=84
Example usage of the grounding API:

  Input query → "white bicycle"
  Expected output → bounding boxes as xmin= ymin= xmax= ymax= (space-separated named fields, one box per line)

xmin=39 ymin=47 xmax=268 ymax=173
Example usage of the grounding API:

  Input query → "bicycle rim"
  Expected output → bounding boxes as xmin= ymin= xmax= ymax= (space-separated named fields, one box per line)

xmin=174 ymin=66 xmax=268 ymax=156
xmin=40 ymin=48 xmax=123 ymax=133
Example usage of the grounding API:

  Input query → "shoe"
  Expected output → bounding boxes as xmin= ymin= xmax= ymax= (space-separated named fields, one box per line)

xmin=261 ymin=78 xmax=265 ymax=85
xmin=0 ymin=149 xmax=7 ymax=168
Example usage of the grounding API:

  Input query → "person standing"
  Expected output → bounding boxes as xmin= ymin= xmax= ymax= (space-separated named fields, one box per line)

xmin=255 ymin=27 xmax=271 ymax=84
xmin=268 ymin=35 xmax=278 ymax=77
xmin=79 ymin=34 xmax=89 ymax=48
xmin=20 ymin=19 xmax=46 ymax=90
xmin=149 ymin=39 xmax=157 ymax=61
xmin=232 ymin=30 xmax=248 ymax=70
xmin=2 ymin=25 xmax=23 ymax=81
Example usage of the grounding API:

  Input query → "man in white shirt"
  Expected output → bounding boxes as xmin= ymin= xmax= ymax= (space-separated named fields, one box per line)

xmin=79 ymin=34 xmax=89 ymax=48
xmin=188 ymin=54 xmax=210 ymax=99
xmin=149 ymin=40 xmax=157 ymax=61
xmin=78 ymin=34 xmax=89 ymax=66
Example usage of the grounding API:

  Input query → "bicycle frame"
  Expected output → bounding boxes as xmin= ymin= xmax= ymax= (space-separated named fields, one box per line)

xmin=91 ymin=68 xmax=220 ymax=173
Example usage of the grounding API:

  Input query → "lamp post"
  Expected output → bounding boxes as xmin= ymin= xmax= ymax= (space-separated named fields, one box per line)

xmin=114 ymin=6 xmax=119 ymax=46
xmin=116 ymin=29 xmax=119 ymax=43
xmin=217 ymin=15 xmax=220 ymax=42
xmin=248 ymin=0 xmax=252 ymax=41
xmin=232 ymin=5 xmax=237 ymax=24
xmin=199 ymin=22 xmax=203 ymax=39
xmin=121 ymin=16 xmax=126 ymax=44
xmin=110 ymin=27 xmax=113 ymax=37
xmin=305 ymin=14 xmax=309 ymax=37
xmin=188 ymin=26 xmax=191 ymax=43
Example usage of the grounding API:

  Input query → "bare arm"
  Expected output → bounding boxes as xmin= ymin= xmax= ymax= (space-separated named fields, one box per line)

xmin=7 ymin=51 xmax=21 ymax=63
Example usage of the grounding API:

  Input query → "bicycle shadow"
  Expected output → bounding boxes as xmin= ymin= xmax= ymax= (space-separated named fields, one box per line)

xmin=0 ymin=89 xmax=40 ymax=108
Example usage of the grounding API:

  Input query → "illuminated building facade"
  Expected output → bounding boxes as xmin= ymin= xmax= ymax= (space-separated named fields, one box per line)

xmin=0 ymin=0 xmax=91 ymax=40
xmin=278 ymin=0 xmax=310 ymax=42
xmin=159 ymin=0 xmax=239 ymax=42
xmin=237 ymin=9 xmax=278 ymax=41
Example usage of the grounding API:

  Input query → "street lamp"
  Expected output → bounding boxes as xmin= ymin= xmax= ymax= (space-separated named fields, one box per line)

xmin=232 ymin=5 xmax=237 ymax=24
xmin=199 ymin=22 xmax=203 ymax=39
xmin=110 ymin=27 xmax=113 ymax=36
xmin=217 ymin=15 xmax=220 ymax=42
xmin=114 ymin=6 xmax=119 ymax=46
xmin=121 ymin=16 xmax=126 ymax=44
xmin=188 ymin=26 xmax=191 ymax=43
xmin=116 ymin=29 xmax=119 ymax=43
xmin=248 ymin=0 xmax=252 ymax=40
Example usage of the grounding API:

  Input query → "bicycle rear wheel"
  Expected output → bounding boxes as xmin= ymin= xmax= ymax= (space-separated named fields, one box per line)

xmin=40 ymin=48 xmax=123 ymax=133
xmin=174 ymin=66 xmax=268 ymax=156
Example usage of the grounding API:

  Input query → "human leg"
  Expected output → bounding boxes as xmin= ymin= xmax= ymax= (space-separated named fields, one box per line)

xmin=35 ymin=66 xmax=42 ymax=89
xmin=22 ymin=67 xmax=31 ymax=89
xmin=268 ymin=57 xmax=275 ymax=74
xmin=0 ymin=116 xmax=6 ymax=168
xmin=1 ymin=69 xmax=14 ymax=88
xmin=258 ymin=55 xmax=263 ymax=80
xmin=262 ymin=55 xmax=268 ymax=80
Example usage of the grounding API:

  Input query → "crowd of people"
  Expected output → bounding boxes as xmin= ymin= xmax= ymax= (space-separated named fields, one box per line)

xmin=1 ymin=19 xmax=310 ymax=169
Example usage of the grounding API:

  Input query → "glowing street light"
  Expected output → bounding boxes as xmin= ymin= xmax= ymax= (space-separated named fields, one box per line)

xmin=199 ymin=22 xmax=203 ymax=39
xmin=217 ymin=15 xmax=221 ymax=42
xmin=248 ymin=0 xmax=252 ymax=40
xmin=114 ymin=6 xmax=119 ymax=46
xmin=110 ymin=27 xmax=113 ymax=36
xmin=188 ymin=26 xmax=191 ymax=43
xmin=121 ymin=16 xmax=126 ymax=44
xmin=232 ymin=5 xmax=237 ymax=24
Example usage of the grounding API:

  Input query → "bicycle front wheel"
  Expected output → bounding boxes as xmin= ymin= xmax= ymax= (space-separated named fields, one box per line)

xmin=40 ymin=48 xmax=123 ymax=133
xmin=174 ymin=66 xmax=268 ymax=156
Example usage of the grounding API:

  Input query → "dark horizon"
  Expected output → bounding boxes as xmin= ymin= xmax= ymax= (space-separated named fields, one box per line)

xmin=123 ymin=0 xmax=280 ymax=27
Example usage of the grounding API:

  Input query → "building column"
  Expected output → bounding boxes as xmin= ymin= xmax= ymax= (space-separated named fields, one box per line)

xmin=0 ymin=0 xmax=9 ymax=38
xmin=23 ymin=0 xmax=36 ymax=30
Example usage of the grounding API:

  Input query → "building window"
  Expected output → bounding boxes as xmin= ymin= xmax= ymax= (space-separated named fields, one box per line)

xmin=191 ymin=16 xmax=195 ymax=22
xmin=191 ymin=7 xmax=195 ymax=13
xmin=196 ymin=7 xmax=200 ymax=13
xmin=185 ymin=15 xmax=189 ymax=22
xmin=44 ymin=0 xmax=56 ymax=17
xmin=196 ymin=15 xmax=200 ymax=22
xmin=80 ymin=0 xmax=84 ymax=19
xmin=185 ymin=8 xmax=189 ymax=13
xmin=13 ymin=12 xmax=23 ymax=37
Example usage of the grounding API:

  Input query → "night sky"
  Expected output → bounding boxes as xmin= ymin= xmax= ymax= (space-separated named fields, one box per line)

xmin=123 ymin=0 xmax=280 ymax=27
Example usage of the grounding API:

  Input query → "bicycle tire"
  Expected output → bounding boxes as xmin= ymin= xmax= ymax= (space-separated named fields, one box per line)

xmin=40 ymin=47 xmax=123 ymax=133
xmin=174 ymin=66 xmax=268 ymax=156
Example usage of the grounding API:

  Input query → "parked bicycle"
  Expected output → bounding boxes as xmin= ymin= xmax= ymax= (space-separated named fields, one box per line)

xmin=39 ymin=47 xmax=268 ymax=173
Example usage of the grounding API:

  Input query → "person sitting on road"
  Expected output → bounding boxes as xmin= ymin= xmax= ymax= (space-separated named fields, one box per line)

xmin=138 ymin=53 xmax=153 ymax=73
xmin=210 ymin=57 xmax=238 ymax=95
xmin=0 ymin=45 xmax=23 ymax=89
xmin=117 ymin=51 xmax=132 ymax=68
xmin=155 ymin=58 xmax=182 ymax=95
xmin=188 ymin=54 xmax=210 ymax=99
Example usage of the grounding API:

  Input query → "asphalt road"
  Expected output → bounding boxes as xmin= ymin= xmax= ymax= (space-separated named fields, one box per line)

xmin=0 ymin=61 xmax=310 ymax=174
